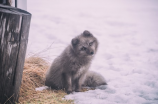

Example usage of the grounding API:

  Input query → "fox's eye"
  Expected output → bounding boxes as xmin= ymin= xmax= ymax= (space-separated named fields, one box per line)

xmin=89 ymin=42 xmax=93 ymax=46
xmin=81 ymin=47 xmax=86 ymax=51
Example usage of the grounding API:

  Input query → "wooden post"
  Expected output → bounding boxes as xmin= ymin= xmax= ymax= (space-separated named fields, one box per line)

xmin=0 ymin=0 xmax=12 ymax=6
xmin=0 ymin=4 xmax=31 ymax=104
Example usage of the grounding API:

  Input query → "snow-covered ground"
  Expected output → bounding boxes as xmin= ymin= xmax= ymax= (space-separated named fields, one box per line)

xmin=27 ymin=0 xmax=158 ymax=104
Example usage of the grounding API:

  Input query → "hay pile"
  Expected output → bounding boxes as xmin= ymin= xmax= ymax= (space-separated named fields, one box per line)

xmin=19 ymin=57 xmax=73 ymax=104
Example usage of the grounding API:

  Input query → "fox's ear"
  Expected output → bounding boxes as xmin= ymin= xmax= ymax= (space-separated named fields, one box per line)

xmin=83 ymin=30 xmax=93 ymax=37
xmin=71 ymin=38 xmax=79 ymax=47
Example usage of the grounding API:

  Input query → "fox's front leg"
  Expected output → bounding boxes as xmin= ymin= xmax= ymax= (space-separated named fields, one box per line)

xmin=62 ymin=73 xmax=72 ymax=94
xmin=73 ymin=78 xmax=81 ymax=92
xmin=75 ymin=74 xmax=86 ymax=92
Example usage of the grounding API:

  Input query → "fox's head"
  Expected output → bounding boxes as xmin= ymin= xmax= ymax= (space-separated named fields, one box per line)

xmin=71 ymin=30 xmax=98 ymax=57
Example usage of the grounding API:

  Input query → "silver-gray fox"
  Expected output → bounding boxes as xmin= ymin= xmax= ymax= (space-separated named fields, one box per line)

xmin=45 ymin=30 xmax=107 ymax=94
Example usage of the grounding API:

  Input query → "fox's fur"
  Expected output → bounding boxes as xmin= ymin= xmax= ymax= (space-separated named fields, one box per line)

xmin=45 ymin=30 xmax=106 ymax=93
xmin=83 ymin=71 xmax=107 ymax=87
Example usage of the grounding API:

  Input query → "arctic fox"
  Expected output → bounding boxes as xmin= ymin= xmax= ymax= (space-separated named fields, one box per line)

xmin=45 ymin=30 xmax=106 ymax=93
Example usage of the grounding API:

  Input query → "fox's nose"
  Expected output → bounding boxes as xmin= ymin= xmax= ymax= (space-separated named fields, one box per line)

xmin=90 ymin=51 xmax=94 ymax=55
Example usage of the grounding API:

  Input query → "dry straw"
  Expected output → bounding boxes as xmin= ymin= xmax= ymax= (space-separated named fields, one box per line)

xmin=18 ymin=57 xmax=73 ymax=104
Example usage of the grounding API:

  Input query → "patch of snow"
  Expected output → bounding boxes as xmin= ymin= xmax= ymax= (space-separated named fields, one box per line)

xmin=35 ymin=86 xmax=49 ymax=91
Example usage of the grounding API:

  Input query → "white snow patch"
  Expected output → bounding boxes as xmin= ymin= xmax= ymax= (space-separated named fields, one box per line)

xmin=35 ymin=86 xmax=49 ymax=91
